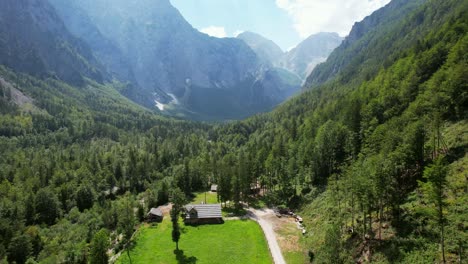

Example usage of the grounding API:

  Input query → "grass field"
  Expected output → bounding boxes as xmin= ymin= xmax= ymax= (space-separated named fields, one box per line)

xmin=117 ymin=219 xmax=272 ymax=264
xmin=190 ymin=192 xmax=246 ymax=217
xmin=191 ymin=192 xmax=219 ymax=204
xmin=276 ymin=221 xmax=307 ymax=264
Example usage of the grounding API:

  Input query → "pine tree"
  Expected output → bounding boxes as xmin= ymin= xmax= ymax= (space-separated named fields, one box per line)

xmin=170 ymin=188 xmax=186 ymax=251
xmin=420 ymin=157 xmax=448 ymax=263
xmin=89 ymin=229 xmax=109 ymax=264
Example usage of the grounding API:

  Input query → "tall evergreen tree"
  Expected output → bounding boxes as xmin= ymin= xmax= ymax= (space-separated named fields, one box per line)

xmin=420 ymin=157 xmax=448 ymax=263
xmin=170 ymin=188 xmax=186 ymax=251
xmin=89 ymin=229 xmax=109 ymax=264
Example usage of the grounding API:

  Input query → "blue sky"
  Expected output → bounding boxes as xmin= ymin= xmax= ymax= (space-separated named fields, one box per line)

xmin=171 ymin=0 xmax=390 ymax=51
xmin=171 ymin=0 xmax=299 ymax=50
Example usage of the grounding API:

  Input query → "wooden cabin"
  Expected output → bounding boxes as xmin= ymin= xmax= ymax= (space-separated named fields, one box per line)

xmin=184 ymin=204 xmax=223 ymax=225
xmin=147 ymin=207 xmax=163 ymax=222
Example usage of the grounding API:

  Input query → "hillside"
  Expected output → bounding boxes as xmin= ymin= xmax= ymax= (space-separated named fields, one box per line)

xmin=0 ymin=0 xmax=466 ymax=263
xmin=219 ymin=0 xmax=467 ymax=262
xmin=306 ymin=0 xmax=427 ymax=87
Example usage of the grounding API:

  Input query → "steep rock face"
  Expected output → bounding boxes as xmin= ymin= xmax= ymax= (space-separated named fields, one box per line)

xmin=51 ymin=0 xmax=299 ymax=119
xmin=0 ymin=0 xmax=104 ymax=86
xmin=237 ymin=31 xmax=341 ymax=86
xmin=47 ymin=0 xmax=136 ymax=85
xmin=237 ymin=31 xmax=285 ymax=65
xmin=281 ymin=32 xmax=343 ymax=79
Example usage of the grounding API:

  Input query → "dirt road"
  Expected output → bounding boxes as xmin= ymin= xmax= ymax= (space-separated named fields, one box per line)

xmin=247 ymin=208 xmax=287 ymax=264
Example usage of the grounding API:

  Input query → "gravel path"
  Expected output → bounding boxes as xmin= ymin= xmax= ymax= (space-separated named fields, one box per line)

xmin=247 ymin=208 xmax=286 ymax=264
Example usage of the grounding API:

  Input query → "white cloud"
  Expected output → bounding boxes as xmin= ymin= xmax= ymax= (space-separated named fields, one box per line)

xmin=200 ymin=26 xmax=227 ymax=38
xmin=276 ymin=0 xmax=391 ymax=38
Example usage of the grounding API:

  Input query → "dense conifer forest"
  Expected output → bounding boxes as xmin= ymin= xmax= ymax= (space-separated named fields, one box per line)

xmin=0 ymin=0 xmax=466 ymax=263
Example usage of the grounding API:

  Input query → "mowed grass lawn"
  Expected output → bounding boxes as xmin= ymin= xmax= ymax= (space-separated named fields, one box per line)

xmin=117 ymin=219 xmax=272 ymax=264
xmin=191 ymin=192 xmax=219 ymax=204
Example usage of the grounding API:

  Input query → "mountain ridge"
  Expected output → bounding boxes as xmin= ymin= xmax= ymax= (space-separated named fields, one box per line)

xmin=50 ymin=0 xmax=300 ymax=120
xmin=305 ymin=0 xmax=428 ymax=87
xmin=0 ymin=0 xmax=466 ymax=263
xmin=282 ymin=32 xmax=343 ymax=79
xmin=237 ymin=31 xmax=343 ymax=82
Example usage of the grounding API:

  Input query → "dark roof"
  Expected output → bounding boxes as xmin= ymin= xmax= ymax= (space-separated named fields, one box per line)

xmin=185 ymin=204 xmax=222 ymax=219
xmin=148 ymin=208 xmax=163 ymax=217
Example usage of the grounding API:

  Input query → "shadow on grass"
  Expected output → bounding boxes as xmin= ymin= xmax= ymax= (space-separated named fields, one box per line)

xmin=222 ymin=206 xmax=246 ymax=217
xmin=174 ymin=249 xmax=198 ymax=264
xmin=148 ymin=223 xmax=159 ymax=229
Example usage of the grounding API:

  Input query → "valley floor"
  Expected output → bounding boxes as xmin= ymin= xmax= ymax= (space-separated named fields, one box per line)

xmin=116 ymin=212 xmax=272 ymax=263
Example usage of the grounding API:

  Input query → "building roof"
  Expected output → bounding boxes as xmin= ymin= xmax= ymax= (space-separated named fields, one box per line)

xmin=148 ymin=207 xmax=163 ymax=217
xmin=185 ymin=204 xmax=222 ymax=219
xmin=211 ymin=184 xmax=218 ymax=191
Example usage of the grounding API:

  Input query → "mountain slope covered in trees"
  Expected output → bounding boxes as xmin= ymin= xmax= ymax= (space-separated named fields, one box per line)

xmin=0 ymin=0 xmax=466 ymax=263
xmin=224 ymin=0 xmax=467 ymax=262
xmin=306 ymin=0 xmax=428 ymax=87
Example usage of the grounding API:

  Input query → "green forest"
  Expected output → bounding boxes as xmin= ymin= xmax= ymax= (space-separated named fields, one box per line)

xmin=0 ymin=0 xmax=466 ymax=263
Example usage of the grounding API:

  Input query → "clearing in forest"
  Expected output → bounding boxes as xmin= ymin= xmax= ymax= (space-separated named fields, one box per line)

xmin=116 ymin=218 xmax=272 ymax=264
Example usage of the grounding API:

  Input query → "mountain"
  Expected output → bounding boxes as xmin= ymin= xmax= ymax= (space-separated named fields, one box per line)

xmin=47 ymin=0 xmax=137 ymax=86
xmin=236 ymin=32 xmax=302 ymax=93
xmin=0 ymin=0 xmax=105 ymax=86
xmin=50 ymin=0 xmax=300 ymax=120
xmin=237 ymin=31 xmax=343 ymax=81
xmin=227 ymin=0 xmax=466 ymax=262
xmin=0 ymin=0 xmax=466 ymax=263
xmin=237 ymin=31 xmax=284 ymax=65
xmin=281 ymin=32 xmax=343 ymax=79
xmin=306 ymin=0 xmax=428 ymax=87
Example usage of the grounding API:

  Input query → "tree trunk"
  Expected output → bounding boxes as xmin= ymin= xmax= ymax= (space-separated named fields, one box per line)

xmin=351 ymin=185 xmax=355 ymax=230
xmin=458 ymin=239 xmax=462 ymax=264
xmin=378 ymin=201 xmax=383 ymax=240
xmin=441 ymin=215 xmax=446 ymax=263
xmin=362 ymin=207 xmax=366 ymax=239
xmin=127 ymin=247 xmax=132 ymax=264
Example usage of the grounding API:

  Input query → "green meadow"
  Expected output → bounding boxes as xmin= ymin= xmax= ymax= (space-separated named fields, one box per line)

xmin=117 ymin=219 xmax=272 ymax=264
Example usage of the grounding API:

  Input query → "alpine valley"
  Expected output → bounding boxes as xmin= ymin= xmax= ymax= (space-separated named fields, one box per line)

xmin=0 ymin=0 xmax=466 ymax=264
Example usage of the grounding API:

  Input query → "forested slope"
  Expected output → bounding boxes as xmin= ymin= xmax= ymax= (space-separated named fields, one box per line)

xmin=0 ymin=0 xmax=466 ymax=263
xmin=0 ymin=66 xmax=213 ymax=263
xmin=305 ymin=0 xmax=427 ymax=87
xmin=217 ymin=0 xmax=466 ymax=262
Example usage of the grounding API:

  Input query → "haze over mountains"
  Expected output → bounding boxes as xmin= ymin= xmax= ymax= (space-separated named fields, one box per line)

xmin=0 ymin=0 xmax=343 ymax=121
xmin=237 ymin=31 xmax=343 ymax=81
xmin=47 ymin=0 xmax=339 ymax=120
xmin=0 ymin=0 xmax=466 ymax=263
xmin=0 ymin=0 xmax=106 ymax=86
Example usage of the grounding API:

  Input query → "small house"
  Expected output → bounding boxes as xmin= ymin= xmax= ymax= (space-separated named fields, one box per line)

xmin=210 ymin=184 xmax=218 ymax=192
xmin=147 ymin=207 xmax=163 ymax=222
xmin=184 ymin=204 xmax=223 ymax=225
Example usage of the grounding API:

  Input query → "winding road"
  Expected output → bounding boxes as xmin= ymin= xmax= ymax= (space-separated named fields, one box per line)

xmin=246 ymin=208 xmax=286 ymax=264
